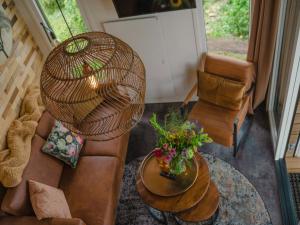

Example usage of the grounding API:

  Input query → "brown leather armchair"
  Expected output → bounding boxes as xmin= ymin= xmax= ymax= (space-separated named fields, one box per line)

xmin=182 ymin=53 xmax=255 ymax=156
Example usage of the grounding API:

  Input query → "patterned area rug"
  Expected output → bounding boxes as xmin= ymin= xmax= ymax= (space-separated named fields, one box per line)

xmin=116 ymin=153 xmax=272 ymax=225
xmin=289 ymin=173 xmax=300 ymax=220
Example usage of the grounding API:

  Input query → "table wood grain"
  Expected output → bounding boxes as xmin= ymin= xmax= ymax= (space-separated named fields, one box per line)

xmin=136 ymin=153 xmax=210 ymax=213
xmin=176 ymin=181 xmax=220 ymax=222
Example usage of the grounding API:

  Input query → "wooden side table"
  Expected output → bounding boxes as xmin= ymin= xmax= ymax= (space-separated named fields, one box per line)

xmin=136 ymin=153 xmax=220 ymax=225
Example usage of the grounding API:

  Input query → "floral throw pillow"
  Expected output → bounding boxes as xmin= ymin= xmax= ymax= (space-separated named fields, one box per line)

xmin=42 ymin=121 xmax=84 ymax=168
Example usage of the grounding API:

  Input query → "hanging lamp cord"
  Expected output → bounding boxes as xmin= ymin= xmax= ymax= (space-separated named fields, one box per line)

xmin=55 ymin=0 xmax=80 ymax=51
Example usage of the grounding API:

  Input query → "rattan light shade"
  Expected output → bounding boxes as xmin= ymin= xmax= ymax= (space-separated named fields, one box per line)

xmin=40 ymin=32 xmax=146 ymax=140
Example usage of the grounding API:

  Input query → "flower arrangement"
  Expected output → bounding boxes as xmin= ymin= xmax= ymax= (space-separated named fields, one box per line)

xmin=149 ymin=111 xmax=212 ymax=176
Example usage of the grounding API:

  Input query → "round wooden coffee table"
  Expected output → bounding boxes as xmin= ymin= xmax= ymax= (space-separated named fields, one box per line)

xmin=136 ymin=153 xmax=220 ymax=225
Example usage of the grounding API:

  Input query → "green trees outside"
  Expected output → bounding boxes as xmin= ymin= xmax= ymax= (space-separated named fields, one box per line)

xmin=37 ymin=0 xmax=87 ymax=41
xmin=37 ymin=0 xmax=249 ymax=57
xmin=203 ymin=0 xmax=250 ymax=39
xmin=203 ymin=0 xmax=250 ymax=59
xmin=222 ymin=0 xmax=250 ymax=39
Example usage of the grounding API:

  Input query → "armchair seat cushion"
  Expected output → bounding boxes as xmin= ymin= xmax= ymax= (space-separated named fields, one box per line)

xmin=188 ymin=96 xmax=250 ymax=147
xmin=59 ymin=156 xmax=123 ymax=225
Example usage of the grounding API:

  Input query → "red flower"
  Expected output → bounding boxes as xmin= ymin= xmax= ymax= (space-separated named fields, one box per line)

xmin=162 ymin=143 xmax=169 ymax=150
xmin=164 ymin=155 xmax=172 ymax=163
xmin=170 ymin=148 xmax=176 ymax=157
xmin=153 ymin=148 xmax=163 ymax=158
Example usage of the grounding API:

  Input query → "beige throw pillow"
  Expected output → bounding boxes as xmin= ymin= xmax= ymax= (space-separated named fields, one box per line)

xmin=28 ymin=180 xmax=72 ymax=220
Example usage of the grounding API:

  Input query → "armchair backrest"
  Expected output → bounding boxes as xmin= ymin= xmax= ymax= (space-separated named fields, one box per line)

xmin=199 ymin=53 xmax=255 ymax=91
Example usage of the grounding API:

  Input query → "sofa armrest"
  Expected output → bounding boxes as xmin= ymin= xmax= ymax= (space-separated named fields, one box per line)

xmin=48 ymin=218 xmax=86 ymax=225
xmin=0 ymin=216 xmax=47 ymax=225
xmin=0 ymin=216 xmax=86 ymax=225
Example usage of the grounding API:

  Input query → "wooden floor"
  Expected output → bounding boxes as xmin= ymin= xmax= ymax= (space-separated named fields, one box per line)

xmin=288 ymin=96 xmax=300 ymax=148
xmin=286 ymin=99 xmax=300 ymax=172
xmin=286 ymin=157 xmax=300 ymax=173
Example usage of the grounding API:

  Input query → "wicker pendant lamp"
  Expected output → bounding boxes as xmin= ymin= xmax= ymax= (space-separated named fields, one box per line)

xmin=40 ymin=2 xmax=145 ymax=140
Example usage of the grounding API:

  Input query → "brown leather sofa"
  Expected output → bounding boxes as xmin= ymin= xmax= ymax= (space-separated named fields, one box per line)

xmin=0 ymin=110 xmax=130 ymax=225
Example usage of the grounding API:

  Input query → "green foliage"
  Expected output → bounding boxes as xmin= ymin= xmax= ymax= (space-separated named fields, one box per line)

xmin=38 ymin=0 xmax=87 ymax=41
xmin=149 ymin=110 xmax=213 ymax=175
xmin=203 ymin=0 xmax=250 ymax=39
xmin=222 ymin=0 xmax=250 ymax=38
xmin=164 ymin=109 xmax=187 ymax=132
xmin=170 ymin=157 xmax=186 ymax=175
xmin=38 ymin=0 xmax=65 ymax=14
xmin=149 ymin=114 xmax=169 ymax=140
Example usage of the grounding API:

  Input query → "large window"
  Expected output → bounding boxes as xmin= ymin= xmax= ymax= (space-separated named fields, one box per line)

xmin=36 ymin=0 xmax=87 ymax=42
xmin=203 ymin=0 xmax=250 ymax=59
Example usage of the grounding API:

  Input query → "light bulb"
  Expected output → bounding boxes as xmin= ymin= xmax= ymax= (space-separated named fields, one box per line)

xmin=88 ymin=75 xmax=98 ymax=89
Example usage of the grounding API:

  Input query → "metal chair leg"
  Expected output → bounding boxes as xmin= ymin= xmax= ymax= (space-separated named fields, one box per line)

xmin=233 ymin=119 xmax=238 ymax=157
xmin=233 ymin=116 xmax=254 ymax=157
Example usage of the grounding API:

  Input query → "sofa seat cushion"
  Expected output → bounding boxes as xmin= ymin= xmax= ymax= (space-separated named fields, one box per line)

xmin=188 ymin=96 xmax=250 ymax=147
xmin=1 ymin=135 xmax=64 ymax=216
xmin=81 ymin=132 xmax=129 ymax=161
xmin=59 ymin=156 xmax=123 ymax=225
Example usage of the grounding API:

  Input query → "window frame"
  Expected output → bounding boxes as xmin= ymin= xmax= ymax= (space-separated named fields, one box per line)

xmin=14 ymin=0 xmax=54 ymax=56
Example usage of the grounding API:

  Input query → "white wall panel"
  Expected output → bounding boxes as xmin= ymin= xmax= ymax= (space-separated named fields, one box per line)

xmin=77 ymin=0 xmax=206 ymax=103
xmin=158 ymin=10 xmax=199 ymax=101
xmin=104 ymin=17 xmax=176 ymax=103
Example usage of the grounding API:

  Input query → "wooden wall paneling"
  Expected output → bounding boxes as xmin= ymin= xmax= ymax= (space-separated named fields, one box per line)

xmin=0 ymin=0 xmax=44 ymax=150
xmin=288 ymin=100 xmax=300 ymax=142
xmin=286 ymin=157 xmax=300 ymax=173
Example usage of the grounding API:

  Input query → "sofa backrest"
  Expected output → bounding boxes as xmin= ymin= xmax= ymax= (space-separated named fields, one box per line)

xmin=35 ymin=111 xmax=56 ymax=140
xmin=1 ymin=135 xmax=64 ymax=216
xmin=0 ymin=111 xmax=63 ymax=216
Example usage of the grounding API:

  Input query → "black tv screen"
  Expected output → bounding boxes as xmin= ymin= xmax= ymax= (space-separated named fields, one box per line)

xmin=113 ymin=0 xmax=196 ymax=18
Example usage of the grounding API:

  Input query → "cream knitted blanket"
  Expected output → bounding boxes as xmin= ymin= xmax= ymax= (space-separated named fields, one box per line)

xmin=0 ymin=85 xmax=45 ymax=187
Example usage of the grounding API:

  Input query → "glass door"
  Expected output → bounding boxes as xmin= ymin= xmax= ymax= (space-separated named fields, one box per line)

xmin=35 ymin=0 xmax=87 ymax=43
xmin=285 ymin=90 xmax=300 ymax=223
xmin=267 ymin=0 xmax=300 ymax=152
xmin=17 ymin=0 xmax=88 ymax=54
xmin=28 ymin=0 xmax=88 ymax=46
xmin=267 ymin=1 xmax=300 ymax=224
xmin=202 ymin=0 xmax=250 ymax=60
